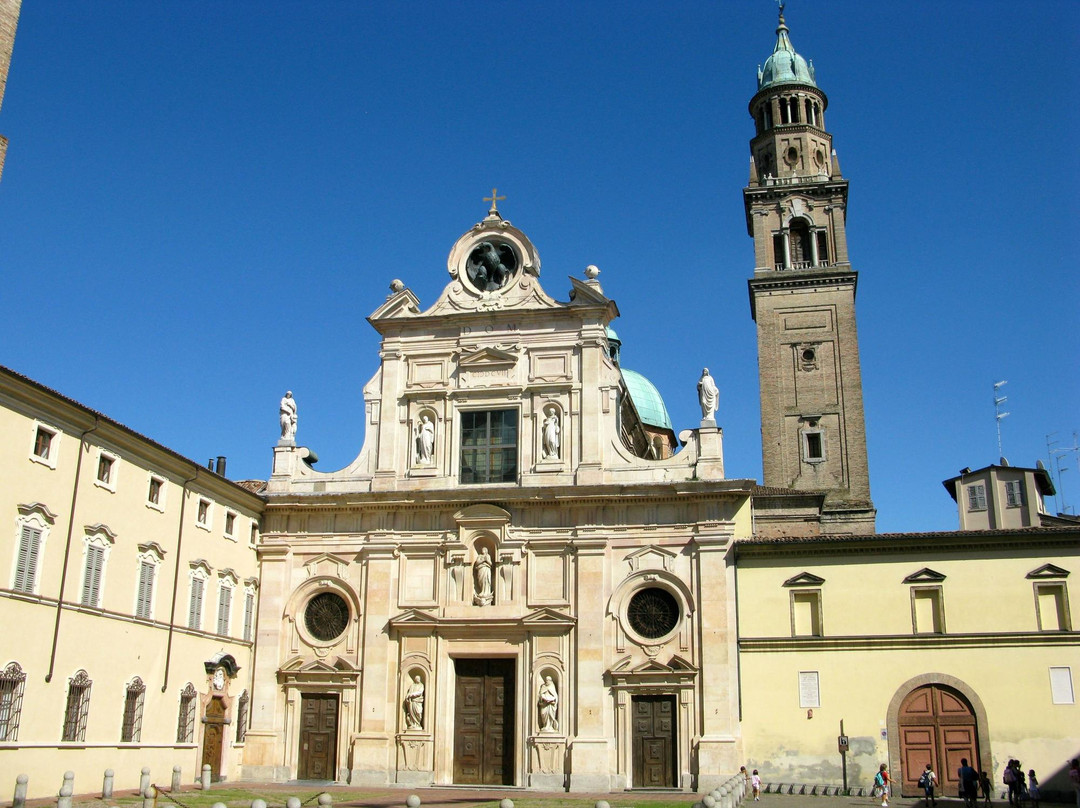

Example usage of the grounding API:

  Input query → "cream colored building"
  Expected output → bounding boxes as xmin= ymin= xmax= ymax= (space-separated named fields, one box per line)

xmin=0 ymin=366 xmax=264 ymax=799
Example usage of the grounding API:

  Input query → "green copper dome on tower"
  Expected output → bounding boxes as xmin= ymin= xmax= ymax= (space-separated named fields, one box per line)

xmin=757 ymin=6 xmax=817 ymax=91
xmin=621 ymin=368 xmax=674 ymax=432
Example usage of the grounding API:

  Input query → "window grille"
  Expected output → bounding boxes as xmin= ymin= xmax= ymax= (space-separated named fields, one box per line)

xmin=61 ymin=670 xmax=92 ymax=742
xmin=0 ymin=662 xmax=27 ymax=741
xmin=120 ymin=677 xmax=145 ymax=742
xmin=236 ymin=690 xmax=250 ymax=742
xmin=176 ymin=684 xmax=197 ymax=743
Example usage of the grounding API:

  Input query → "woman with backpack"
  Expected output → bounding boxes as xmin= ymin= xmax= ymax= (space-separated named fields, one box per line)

xmin=919 ymin=763 xmax=938 ymax=806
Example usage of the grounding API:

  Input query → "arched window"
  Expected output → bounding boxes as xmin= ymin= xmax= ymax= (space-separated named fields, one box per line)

xmin=121 ymin=677 xmax=146 ymax=742
xmin=0 ymin=662 xmax=27 ymax=741
xmin=788 ymin=220 xmax=813 ymax=268
xmin=236 ymin=690 xmax=250 ymax=742
xmin=176 ymin=683 xmax=197 ymax=743
xmin=62 ymin=670 xmax=92 ymax=742
xmin=805 ymin=98 xmax=815 ymax=126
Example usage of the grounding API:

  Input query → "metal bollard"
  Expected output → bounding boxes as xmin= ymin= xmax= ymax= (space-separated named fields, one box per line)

xmin=57 ymin=772 xmax=75 ymax=808
xmin=103 ymin=769 xmax=115 ymax=799
xmin=13 ymin=774 xmax=28 ymax=808
xmin=140 ymin=768 xmax=151 ymax=796
xmin=200 ymin=765 xmax=211 ymax=790
xmin=171 ymin=766 xmax=182 ymax=793
xmin=405 ymin=796 xmax=421 ymax=808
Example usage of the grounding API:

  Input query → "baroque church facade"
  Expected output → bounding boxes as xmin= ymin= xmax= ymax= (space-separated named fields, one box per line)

xmin=2 ymin=8 xmax=1077 ymax=801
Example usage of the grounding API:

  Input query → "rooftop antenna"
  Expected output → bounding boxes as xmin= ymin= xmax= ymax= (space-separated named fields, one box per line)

xmin=1048 ymin=430 xmax=1079 ymax=515
xmin=993 ymin=380 xmax=1009 ymax=460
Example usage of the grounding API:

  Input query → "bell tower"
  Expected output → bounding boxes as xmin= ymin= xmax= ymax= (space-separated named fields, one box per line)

xmin=744 ymin=6 xmax=875 ymax=533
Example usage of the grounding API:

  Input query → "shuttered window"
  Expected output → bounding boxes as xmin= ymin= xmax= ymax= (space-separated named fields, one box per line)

xmin=188 ymin=578 xmax=204 ymax=629
xmin=136 ymin=561 xmax=154 ymax=619
xmin=243 ymin=590 xmax=255 ymax=642
xmin=13 ymin=526 xmax=42 ymax=593
xmin=216 ymin=584 xmax=232 ymax=635
xmin=81 ymin=545 xmax=105 ymax=607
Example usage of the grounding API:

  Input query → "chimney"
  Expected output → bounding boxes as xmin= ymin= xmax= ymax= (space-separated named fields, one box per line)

xmin=207 ymin=459 xmax=214 ymax=470
xmin=216 ymin=456 xmax=227 ymax=476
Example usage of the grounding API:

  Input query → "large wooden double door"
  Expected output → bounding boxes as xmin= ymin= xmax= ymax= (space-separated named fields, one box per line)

xmin=632 ymin=695 xmax=677 ymax=788
xmin=298 ymin=693 xmax=339 ymax=781
xmin=453 ymin=658 xmax=515 ymax=785
xmin=898 ymin=685 xmax=979 ymax=797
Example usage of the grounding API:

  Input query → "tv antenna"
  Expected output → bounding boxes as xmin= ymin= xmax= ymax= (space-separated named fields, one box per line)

xmin=1046 ymin=431 xmax=1079 ymax=515
xmin=993 ymin=380 xmax=1010 ymax=460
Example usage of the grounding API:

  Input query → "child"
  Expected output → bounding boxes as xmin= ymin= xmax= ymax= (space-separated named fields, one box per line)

xmin=751 ymin=769 xmax=762 ymax=802
xmin=919 ymin=763 xmax=938 ymax=806
xmin=1027 ymin=770 xmax=1039 ymax=808
xmin=875 ymin=763 xmax=891 ymax=808
xmin=980 ymin=771 xmax=992 ymax=804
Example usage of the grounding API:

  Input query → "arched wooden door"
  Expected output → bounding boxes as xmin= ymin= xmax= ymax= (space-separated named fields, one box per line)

xmin=201 ymin=696 xmax=226 ymax=782
xmin=898 ymin=685 xmax=979 ymax=797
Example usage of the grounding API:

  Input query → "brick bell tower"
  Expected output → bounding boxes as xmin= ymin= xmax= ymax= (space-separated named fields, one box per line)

xmin=744 ymin=5 xmax=875 ymax=534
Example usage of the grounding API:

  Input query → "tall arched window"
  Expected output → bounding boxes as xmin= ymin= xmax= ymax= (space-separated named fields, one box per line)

xmin=0 ymin=662 xmax=27 ymax=741
xmin=62 ymin=669 xmax=92 ymax=742
xmin=121 ymin=677 xmax=146 ymax=742
xmin=236 ymin=690 xmax=250 ymax=742
xmin=176 ymin=683 xmax=197 ymax=743
xmin=789 ymin=220 xmax=813 ymax=268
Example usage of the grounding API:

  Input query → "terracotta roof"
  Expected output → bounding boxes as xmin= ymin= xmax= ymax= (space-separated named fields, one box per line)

xmin=234 ymin=480 xmax=267 ymax=495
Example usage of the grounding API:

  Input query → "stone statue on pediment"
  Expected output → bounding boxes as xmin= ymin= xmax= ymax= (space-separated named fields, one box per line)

xmin=697 ymin=368 xmax=719 ymax=422
xmin=279 ymin=391 xmax=298 ymax=441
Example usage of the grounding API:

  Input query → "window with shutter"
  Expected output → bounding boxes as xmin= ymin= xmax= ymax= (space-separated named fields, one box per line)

xmin=14 ymin=526 xmax=41 ymax=593
xmin=1005 ymin=479 xmax=1024 ymax=508
xmin=82 ymin=545 xmax=105 ymax=607
xmin=217 ymin=585 xmax=232 ymax=635
xmin=966 ymin=483 xmax=987 ymax=511
xmin=243 ymin=590 xmax=255 ymax=642
xmin=136 ymin=561 xmax=154 ymax=619
xmin=188 ymin=578 xmax=204 ymax=629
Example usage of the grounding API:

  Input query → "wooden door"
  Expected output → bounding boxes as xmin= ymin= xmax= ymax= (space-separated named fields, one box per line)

xmin=453 ymin=658 xmax=514 ymax=785
xmin=298 ymin=694 xmax=338 ymax=781
xmin=201 ymin=697 xmax=225 ymax=782
xmin=632 ymin=695 xmax=676 ymax=788
xmin=898 ymin=685 xmax=978 ymax=797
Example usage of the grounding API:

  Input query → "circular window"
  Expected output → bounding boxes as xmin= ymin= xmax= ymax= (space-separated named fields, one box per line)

xmin=814 ymin=149 xmax=825 ymax=167
xmin=802 ymin=348 xmax=816 ymax=362
xmin=304 ymin=592 xmax=349 ymax=642
xmin=627 ymin=587 xmax=680 ymax=640
xmin=785 ymin=146 xmax=799 ymax=166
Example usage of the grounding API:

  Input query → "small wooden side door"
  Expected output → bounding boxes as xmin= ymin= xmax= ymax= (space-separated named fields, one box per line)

xmin=632 ymin=695 xmax=676 ymax=788
xmin=201 ymin=697 xmax=225 ymax=782
xmin=298 ymin=694 xmax=339 ymax=781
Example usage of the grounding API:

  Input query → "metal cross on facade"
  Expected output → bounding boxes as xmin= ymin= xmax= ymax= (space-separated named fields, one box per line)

xmin=484 ymin=188 xmax=506 ymax=215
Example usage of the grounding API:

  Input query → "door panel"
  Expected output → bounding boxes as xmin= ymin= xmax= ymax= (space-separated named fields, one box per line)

xmin=201 ymin=697 xmax=225 ymax=781
xmin=453 ymin=659 xmax=514 ymax=785
xmin=898 ymin=685 xmax=978 ymax=797
xmin=632 ymin=695 xmax=676 ymax=788
xmin=298 ymin=694 xmax=339 ymax=781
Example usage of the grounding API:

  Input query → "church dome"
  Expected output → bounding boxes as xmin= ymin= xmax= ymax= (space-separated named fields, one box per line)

xmin=621 ymin=369 xmax=674 ymax=432
xmin=758 ymin=10 xmax=816 ymax=91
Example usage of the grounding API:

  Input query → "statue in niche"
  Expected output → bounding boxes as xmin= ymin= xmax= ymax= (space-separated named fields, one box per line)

xmin=279 ymin=391 xmax=298 ymax=441
xmin=413 ymin=414 xmax=435 ymax=465
xmin=466 ymin=241 xmax=516 ymax=292
xmin=403 ymin=675 xmax=425 ymax=730
xmin=542 ymin=406 xmax=561 ymax=460
xmin=473 ymin=547 xmax=494 ymax=606
xmin=538 ymin=675 xmax=559 ymax=732
xmin=697 ymin=368 xmax=719 ymax=422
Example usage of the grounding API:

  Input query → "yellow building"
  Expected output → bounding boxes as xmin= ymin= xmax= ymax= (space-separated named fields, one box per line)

xmin=0 ymin=366 xmax=263 ymax=798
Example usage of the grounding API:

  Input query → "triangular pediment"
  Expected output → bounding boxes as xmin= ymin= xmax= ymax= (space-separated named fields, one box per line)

xmin=303 ymin=553 xmax=352 ymax=579
xmin=1027 ymin=563 xmax=1070 ymax=579
xmin=784 ymin=571 xmax=826 ymax=587
xmin=387 ymin=608 xmax=439 ymax=629
xmin=626 ymin=545 xmax=677 ymax=573
xmin=458 ymin=347 xmax=519 ymax=367
xmin=369 ymin=288 xmax=421 ymax=321
xmin=521 ymin=608 xmax=577 ymax=628
xmin=903 ymin=567 xmax=946 ymax=584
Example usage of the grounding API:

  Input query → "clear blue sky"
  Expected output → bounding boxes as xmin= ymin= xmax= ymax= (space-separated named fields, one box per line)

xmin=3 ymin=1 xmax=1077 ymax=532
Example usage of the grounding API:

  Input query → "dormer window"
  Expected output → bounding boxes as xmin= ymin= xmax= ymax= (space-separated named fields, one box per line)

xmin=966 ymin=483 xmax=987 ymax=512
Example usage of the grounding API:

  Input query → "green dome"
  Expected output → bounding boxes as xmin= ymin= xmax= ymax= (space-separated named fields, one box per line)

xmin=605 ymin=325 xmax=620 ymax=343
xmin=621 ymin=369 xmax=674 ymax=432
xmin=758 ymin=11 xmax=816 ymax=91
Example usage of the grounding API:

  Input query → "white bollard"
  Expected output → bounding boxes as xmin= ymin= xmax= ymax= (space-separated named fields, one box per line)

xmin=57 ymin=772 xmax=75 ymax=808
xmin=405 ymin=796 xmax=421 ymax=808
xmin=499 ymin=800 xmax=514 ymax=808
xmin=595 ymin=802 xmax=610 ymax=808
xmin=251 ymin=800 xmax=268 ymax=808
xmin=143 ymin=786 xmax=156 ymax=808
xmin=140 ymin=768 xmax=151 ymax=796
xmin=286 ymin=798 xmax=302 ymax=808
xmin=317 ymin=794 xmax=333 ymax=808
xmin=172 ymin=766 xmax=182 ymax=793
xmin=102 ymin=769 xmax=115 ymax=799
xmin=13 ymin=774 xmax=28 ymax=808
xmin=200 ymin=764 xmax=211 ymax=790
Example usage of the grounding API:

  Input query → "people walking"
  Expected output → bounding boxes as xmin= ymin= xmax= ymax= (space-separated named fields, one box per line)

xmin=918 ymin=762 xmax=938 ymax=806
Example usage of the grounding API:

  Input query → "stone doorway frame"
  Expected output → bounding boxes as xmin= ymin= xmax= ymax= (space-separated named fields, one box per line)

xmin=277 ymin=658 xmax=360 ymax=782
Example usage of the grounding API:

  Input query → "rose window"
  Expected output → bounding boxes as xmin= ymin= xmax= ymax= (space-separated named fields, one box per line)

xmin=626 ymin=587 xmax=680 ymax=640
xmin=304 ymin=592 xmax=349 ymax=642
